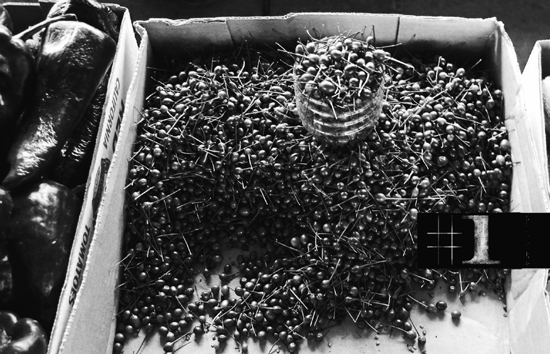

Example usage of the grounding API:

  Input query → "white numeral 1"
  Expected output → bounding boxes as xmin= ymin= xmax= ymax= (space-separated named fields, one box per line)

xmin=462 ymin=215 xmax=500 ymax=265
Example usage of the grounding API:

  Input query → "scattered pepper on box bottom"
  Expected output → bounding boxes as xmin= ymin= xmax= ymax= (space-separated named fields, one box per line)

xmin=115 ymin=38 xmax=511 ymax=353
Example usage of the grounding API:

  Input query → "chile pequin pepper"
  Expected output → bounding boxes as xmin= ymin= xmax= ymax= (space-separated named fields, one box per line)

xmin=0 ymin=311 xmax=47 ymax=354
xmin=7 ymin=180 xmax=81 ymax=334
xmin=2 ymin=20 xmax=116 ymax=189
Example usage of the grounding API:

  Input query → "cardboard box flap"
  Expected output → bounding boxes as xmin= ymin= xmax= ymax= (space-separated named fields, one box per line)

xmin=498 ymin=25 xmax=550 ymax=212
xmin=522 ymin=43 xmax=546 ymax=165
xmin=521 ymin=41 xmax=550 ymax=209
xmin=509 ymin=36 xmax=550 ymax=354
xmin=494 ymin=23 xmax=544 ymax=212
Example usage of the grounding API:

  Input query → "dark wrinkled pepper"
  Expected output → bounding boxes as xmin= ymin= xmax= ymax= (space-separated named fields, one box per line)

xmin=3 ymin=20 xmax=116 ymax=189
xmin=0 ymin=187 xmax=11 ymax=239
xmin=0 ymin=14 xmax=34 ymax=179
xmin=0 ymin=188 xmax=12 ymax=306
xmin=50 ymin=76 xmax=108 ymax=188
xmin=48 ymin=0 xmax=120 ymax=188
xmin=7 ymin=180 xmax=81 ymax=334
xmin=0 ymin=24 xmax=33 ymax=120
xmin=0 ymin=246 xmax=13 ymax=307
xmin=0 ymin=13 xmax=77 ymax=180
xmin=47 ymin=0 xmax=120 ymax=41
xmin=0 ymin=4 xmax=13 ymax=33
xmin=0 ymin=311 xmax=47 ymax=354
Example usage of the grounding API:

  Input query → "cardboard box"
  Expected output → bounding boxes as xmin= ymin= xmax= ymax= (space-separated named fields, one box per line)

xmin=3 ymin=2 xmax=139 ymax=353
xmin=71 ymin=13 xmax=549 ymax=354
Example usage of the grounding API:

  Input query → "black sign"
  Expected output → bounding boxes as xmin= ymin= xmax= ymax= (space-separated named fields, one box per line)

xmin=417 ymin=214 xmax=549 ymax=268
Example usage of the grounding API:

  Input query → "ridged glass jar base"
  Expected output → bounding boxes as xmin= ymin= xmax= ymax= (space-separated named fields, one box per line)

xmin=294 ymin=81 xmax=384 ymax=145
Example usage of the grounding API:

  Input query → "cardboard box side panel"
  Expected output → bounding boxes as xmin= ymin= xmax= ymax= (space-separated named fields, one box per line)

xmin=520 ymin=43 xmax=544 ymax=153
xmin=508 ymin=269 xmax=550 ymax=354
xmin=533 ymin=41 xmax=550 ymax=185
xmin=489 ymin=23 xmax=549 ymax=212
xmin=510 ymin=292 xmax=550 ymax=354
xmin=106 ymin=37 xmax=152 ymax=354
xmin=139 ymin=19 xmax=234 ymax=61
xmin=509 ymin=57 xmax=550 ymax=212
xmin=514 ymin=42 xmax=550 ymax=352
xmin=137 ymin=15 xmax=515 ymax=69
xmin=521 ymin=42 xmax=550 ymax=200
xmin=497 ymin=31 xmax=527 ymax=213
xmin=54 ymin=9 xmax=140 ymax=354
xmin=506 ymin=118 xmax=529 ymax=211
xmin=396 ymin=16 xmax=496 ymax=61
xmin=225 ymin=13 xmax=399 ymax=49
xmin=137 ymin=14 xmax=400 ymax=60
xmin=492 ymin=26 xmax=529 ymax=212
xmin=534 ymin=41 xmax=550 ymax=198
xmin=58 ymin=25 xmax=149 ymax=354
xmin=513 ymin=98 xmax=548 ymax=211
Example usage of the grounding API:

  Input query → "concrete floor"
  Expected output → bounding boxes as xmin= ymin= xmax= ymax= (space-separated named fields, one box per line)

xmin=2 ymin=0 xmax=549 ymax=69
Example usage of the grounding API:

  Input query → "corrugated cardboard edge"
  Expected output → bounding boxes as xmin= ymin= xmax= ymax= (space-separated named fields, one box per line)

xmin=103 ymin=22 xmax=151 ymax=354
xmin=51 ymin=6 xmax=139 ymax=354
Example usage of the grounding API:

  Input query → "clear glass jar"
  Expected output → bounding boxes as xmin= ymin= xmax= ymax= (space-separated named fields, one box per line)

xmin=294 ymin=75 xmax=384 ymax=145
